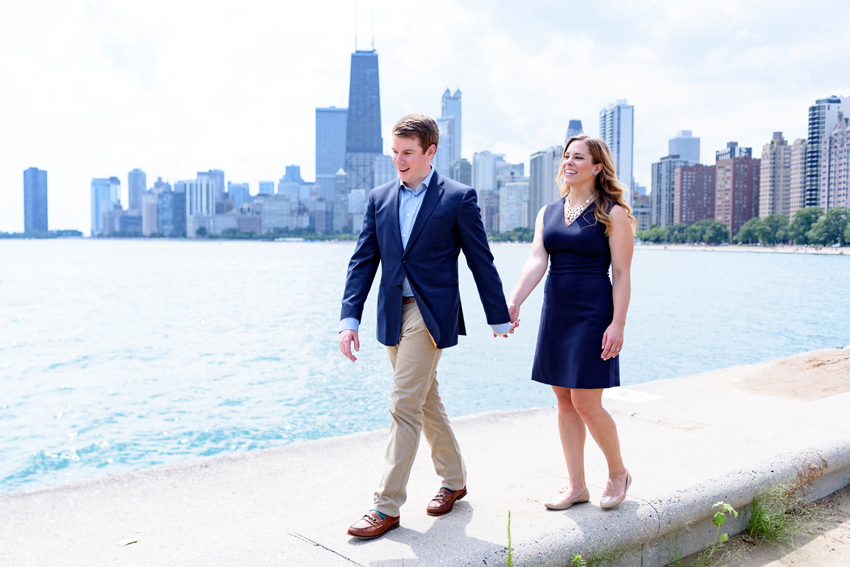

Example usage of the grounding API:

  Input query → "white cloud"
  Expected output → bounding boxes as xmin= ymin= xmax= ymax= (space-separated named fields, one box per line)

xmin=1 ymin=0 xmax=848 ymax=232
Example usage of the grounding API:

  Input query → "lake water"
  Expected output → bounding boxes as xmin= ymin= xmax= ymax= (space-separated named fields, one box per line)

xmin=1 ymin=240 xmax=848 ymax=494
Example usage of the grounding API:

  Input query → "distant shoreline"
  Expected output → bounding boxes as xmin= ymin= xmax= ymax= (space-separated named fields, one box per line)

xmin=633 ymin=243 xmax=848 ymax=255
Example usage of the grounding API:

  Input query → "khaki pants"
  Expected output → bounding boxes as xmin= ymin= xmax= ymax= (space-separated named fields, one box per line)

xmin=372 ymin=302 xmax=467 ymax=517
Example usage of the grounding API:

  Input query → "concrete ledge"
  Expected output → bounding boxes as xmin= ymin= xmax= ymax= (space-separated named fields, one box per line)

xmin=2 ymin=348 xmax=849 ymax=567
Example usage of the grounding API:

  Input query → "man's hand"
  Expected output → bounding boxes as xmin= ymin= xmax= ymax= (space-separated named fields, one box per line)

xmin=339 ymin=329 xmax=360 ymax=362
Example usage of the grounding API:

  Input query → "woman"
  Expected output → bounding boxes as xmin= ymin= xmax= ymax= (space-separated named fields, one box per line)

xmin=507 ymin=134 xmax=635 ymax=510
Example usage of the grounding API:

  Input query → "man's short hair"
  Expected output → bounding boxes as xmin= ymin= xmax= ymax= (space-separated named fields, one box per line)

xmin=392 ymin=114 xmax=439 ymax=152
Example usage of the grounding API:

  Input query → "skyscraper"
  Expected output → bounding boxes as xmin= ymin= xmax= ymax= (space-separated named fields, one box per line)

xmin=668 ymin=130 xmax=700 ymax=165
xmin=284 ymin=166 xmax=303 ymax=183
xmin=715 ymin=141 xmax=751 ymax=161
xmin=434 ymin=116 xmax=455 ymax=175
xmin=806 ymin=96 xmax=849 ymax=207
xmin=599 ymin=100 xmax=634 ymax=203
xmin=673 ymin=164 xmax=716 ymax=225
xmin=23 ymin=167 xmax=48 ymax=233
xmin=529 ymin=146 xmax=561 ymax=228
xmin=715 ymin=153 xmax=760 ymax=237
xmin=316 ymin=106 xmax=348 ymax=201
xmin=345 ymin=49 xmax=383 ymax=191
xmin=499 ymin=179 xmax=530 ymax=232
xmin=472 ymin=151 xmax=506 ymax=193
xmin=186 ymin=173 xmax=217 ymax=237
xmin=819 ymin=112 xmax=850 ymax=210
xmin=128 ymin=168 xmax=146 ymax=211
xmin=258 ymin=181 xmax=275 ymax=195
xmin=566 ymin=120 xmax=583 ymax=142
xmin=90 ymin=177 xmax=121 ymax=236
xmin=759 ymin=132 xmax=792 ymax=218
xmin=373 ymin=154 xmax=396 ymax=186
xmin=788 ymin=139 xmax=807 ymax=218
xmin=448 ymin=159 xmax=472 ymax=186
xmin=651 ymin=155 xmax=688 ymax=228
xmin=333 ymin=168 xmax=350 ymax=233
xmin=441 ymin=88 xmax=462 ymax=161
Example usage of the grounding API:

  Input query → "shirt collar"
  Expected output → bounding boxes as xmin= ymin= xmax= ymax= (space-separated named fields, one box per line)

xmin=400 ymin=165 xmax=435 ymax=195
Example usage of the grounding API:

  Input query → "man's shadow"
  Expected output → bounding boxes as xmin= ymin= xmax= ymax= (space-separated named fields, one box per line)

xmin=348 ymin=500 xmax=509 ymax=567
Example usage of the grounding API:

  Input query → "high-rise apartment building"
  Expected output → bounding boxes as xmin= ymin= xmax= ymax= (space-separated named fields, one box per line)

xmin=200 ymin=170 xmax=225 ymax=203
xmin=820 ymin=112 xmax=850 ymax=210
xmin=599 ymin=100 xmax=634 ymax=203
xmin=373 ymin=155 xmax=396 ymax=186
xmin=441 ymin=88 xmax=462 ymax=162
xmin=186 ymin=173 xmax=217 ymax=237
xmin=480 ymin=191 xmax=500 ymax=232
xmin=333 ymin=169 xmax=350 ymax=233
xmin=716 ymin=141 xmax=752 ymax=161
xmin=157 ymin=190 xmax=186 ymax=237
xmin=496 ymin=163 xmax=525 ymax=194
xmin=759 ymin=132 xmax=792 ymax=218
xmin=806 ymin=95 xmax=850 ymax=207
xmin=128 ymin=168 xmax=146 ymax=211
xmin=669 ymin=130 xmax=700 ymax=165
xmin=673 ymin=164 xmax=716 ymax=225
xmin=472 ymin=151 xmax=506 ymax=193
xmin=23 ymin=167 xmax=48 ymax=233
xmin=434 ymin=116 xmax=455 ymax=175
xmin=788 ymin=139 xmax=807 ymax=217
xmin=715 ymin=154 xmax=760 ymax=237
xmin=227 ymin=182 xmax=250 ymax=209
xmin=651 ymin=155 xmax=689 ymax=228
xmin=345 ymin=49 xmax=383 ymax=191
xmin=316 ymin=106 xmax=348 ymax=200
xmin=448 ymin=159 xmax=472 ymax=186
xmin=528 ymin=146 xmax=562 ymax=228
xmin=499 ymin=179 xmax=530 ymax=232
xmin=566 ymin=120 xmax=583 ymax=142
xmin=258 ymin=181 xmax=275 ymax=195
xmin=90 ymin=177 xmax=121 ymax=236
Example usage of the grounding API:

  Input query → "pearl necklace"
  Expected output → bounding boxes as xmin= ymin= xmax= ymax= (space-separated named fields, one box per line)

xmin=564 ymin=192 xmax=596 ymax=225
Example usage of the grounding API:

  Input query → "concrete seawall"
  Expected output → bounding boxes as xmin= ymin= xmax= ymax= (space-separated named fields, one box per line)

xmin=2 ymin=348 xmax=849 ymax=566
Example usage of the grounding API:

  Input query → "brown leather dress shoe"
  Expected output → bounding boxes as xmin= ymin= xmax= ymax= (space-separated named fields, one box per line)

xmin=426 ymin=486 xmax=467 ymax=516
xmin=347 ymin=511 xmax=400 ymax=539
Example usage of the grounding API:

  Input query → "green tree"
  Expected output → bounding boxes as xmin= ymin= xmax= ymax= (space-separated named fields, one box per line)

xmin=665 ymin=222 xmax=690 ymax=243
xmin=734 ymin=217 xmax=761 ymax=244
xmin=638 ymin=225 xmax=665 ymax=243
xmin=806 ymin=207 xmax=849 ymax=246
xmin=703 ymin=221 xmax=730 ymax=244
xmin=787 ymin=207 xmax=822 ymax=244
xmin=845 ymin=221 xmax=850 ymax=245
xmin=756 ymin=214 xmax=789 ymax=246
xmin=195 ymin=226 xmax=208 ymax=237
xmin=683 ymin=219 xmax=714 ymax=243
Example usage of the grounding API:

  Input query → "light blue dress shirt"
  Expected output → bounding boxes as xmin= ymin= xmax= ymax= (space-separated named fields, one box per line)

xmin=340 ymin=166 xmax=511 ymax=336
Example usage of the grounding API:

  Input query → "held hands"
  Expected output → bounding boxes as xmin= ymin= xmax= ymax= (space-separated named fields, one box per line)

xmin=494 ymin=303 xmax=522 ymax=338
xmin=601 ymin=322 xmax=624 ymax=360
xmin=339 ymin=329 xmax=360 ymax=362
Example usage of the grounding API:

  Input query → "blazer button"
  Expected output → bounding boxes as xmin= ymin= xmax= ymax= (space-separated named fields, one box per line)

xmin=397 ymin=284 xmax=402 ymax=289
xmin=401 ymin=258 xmax=407 ymax=264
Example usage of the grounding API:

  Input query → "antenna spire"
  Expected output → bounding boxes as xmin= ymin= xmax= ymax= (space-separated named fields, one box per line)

xmin=371 ymin=9 xmax=375 ymax=50
xmin=355 ymin=4 xmax=358 ymax=51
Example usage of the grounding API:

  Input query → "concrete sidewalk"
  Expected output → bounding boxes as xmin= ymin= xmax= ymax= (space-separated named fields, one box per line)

xmin=2 ymin=348 xmax=850 ymax=567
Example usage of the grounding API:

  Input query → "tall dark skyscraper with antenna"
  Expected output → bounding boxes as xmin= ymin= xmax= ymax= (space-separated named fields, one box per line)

xmin=345 ymin=49 xmax=383 ymax=190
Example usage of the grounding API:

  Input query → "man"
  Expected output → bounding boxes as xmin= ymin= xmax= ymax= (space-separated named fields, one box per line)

xmin=339 ymin=114 xmax=512 ymax=539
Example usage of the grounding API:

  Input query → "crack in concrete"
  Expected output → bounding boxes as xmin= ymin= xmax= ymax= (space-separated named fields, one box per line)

xmin=289 ymin=532 xmax=366 ymax=566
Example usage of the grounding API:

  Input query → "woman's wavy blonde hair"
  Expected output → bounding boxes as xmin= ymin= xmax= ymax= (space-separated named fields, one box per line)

xmin=557 ymin=134 xmax=636 ymax=235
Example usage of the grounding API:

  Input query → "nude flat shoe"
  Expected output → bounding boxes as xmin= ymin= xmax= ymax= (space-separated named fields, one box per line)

xmin=600 ymin=472 xmax=632 ymax=510
xmin=545 ymin=488 xmax=590 ymax=510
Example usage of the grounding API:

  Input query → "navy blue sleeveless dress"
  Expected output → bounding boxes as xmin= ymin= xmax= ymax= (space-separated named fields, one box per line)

xmin=531 ymin=199 xmax=620 ymax=389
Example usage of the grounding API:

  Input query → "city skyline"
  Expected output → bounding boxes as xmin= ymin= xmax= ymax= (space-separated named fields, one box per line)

xmin=1 ymin=0 xmax=848 ymax=233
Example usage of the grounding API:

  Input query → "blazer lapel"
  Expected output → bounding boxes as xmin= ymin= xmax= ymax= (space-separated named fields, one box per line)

xmin=404 ymin=173 xmax=444 ymax=254
xmin=387 ymin=182 xmax=404 ymax=253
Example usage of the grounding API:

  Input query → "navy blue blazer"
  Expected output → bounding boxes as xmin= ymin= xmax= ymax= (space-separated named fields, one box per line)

xmin=340 ymin=171 xmax=510 ymax=349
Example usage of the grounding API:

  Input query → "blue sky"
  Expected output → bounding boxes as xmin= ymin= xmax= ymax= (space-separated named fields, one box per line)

xmin=1 ymin=0 xmax=848 ymax=233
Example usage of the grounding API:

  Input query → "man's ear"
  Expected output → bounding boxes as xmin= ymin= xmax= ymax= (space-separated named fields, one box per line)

xmin=427 ymin=144 xmax=437 ymax=159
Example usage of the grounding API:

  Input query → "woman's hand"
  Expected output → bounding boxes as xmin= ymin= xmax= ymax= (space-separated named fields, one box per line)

xmin=508 ymin=303 xmax=521 ymax=333
xmin=601 ymin=322 xmax=624 ymax=360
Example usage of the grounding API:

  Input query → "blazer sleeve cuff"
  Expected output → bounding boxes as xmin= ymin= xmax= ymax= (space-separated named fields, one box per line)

xmin=490 ymin=322 xmax=512 ymax=335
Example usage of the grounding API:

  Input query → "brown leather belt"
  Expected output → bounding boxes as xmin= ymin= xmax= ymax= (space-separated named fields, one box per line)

xmin=402 ymin=296 xmax=416 ymax=304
